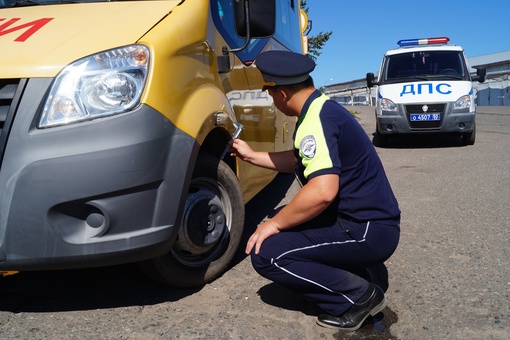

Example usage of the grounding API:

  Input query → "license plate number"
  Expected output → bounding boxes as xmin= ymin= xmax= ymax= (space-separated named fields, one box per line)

xmin=410 ymin=113 xmax=440 ymax=121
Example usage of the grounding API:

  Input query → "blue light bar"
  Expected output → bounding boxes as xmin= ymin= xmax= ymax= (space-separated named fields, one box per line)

xmin=397 ymin=37 xmax=450 ymax=47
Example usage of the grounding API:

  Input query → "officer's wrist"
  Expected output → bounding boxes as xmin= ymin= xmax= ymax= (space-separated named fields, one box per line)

xmin=271 ymin=220 xmax=281 ymax=233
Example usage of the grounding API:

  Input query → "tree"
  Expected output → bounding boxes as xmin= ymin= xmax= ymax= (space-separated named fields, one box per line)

xmin=300 ymin=0 xmax=332 ymax=60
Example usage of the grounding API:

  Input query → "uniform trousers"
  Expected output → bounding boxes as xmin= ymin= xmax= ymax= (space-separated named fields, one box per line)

xmin=251 ymin=214 xmax=400 ymax=316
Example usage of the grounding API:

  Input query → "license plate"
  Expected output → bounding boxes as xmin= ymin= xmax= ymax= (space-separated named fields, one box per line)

xmin=410 ymin=113 xmax=440 ymax=121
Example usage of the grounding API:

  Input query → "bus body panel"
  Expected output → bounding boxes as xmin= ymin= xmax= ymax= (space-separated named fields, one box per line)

xmin=0 ymin=1 xmax=179 ymax=78
xmin=0 ymin=0 xmax=304 ymax=274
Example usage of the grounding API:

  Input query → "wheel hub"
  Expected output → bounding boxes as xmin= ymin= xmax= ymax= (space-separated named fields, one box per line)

xmin=173 ymin=178 xmax=229 ymax=261
xmin=186 ymin=199 xmax=226 ymax=247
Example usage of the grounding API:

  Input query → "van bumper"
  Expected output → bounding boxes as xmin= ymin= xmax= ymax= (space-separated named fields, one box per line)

xmin=0 ymin=78 xmax=198 ymax=270
xmin=376 ymin=105 xmax=475 ymax=134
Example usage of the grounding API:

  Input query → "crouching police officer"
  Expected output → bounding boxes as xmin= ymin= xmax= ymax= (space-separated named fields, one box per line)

xmin=229 ymin=50 xmax=400 ymax=332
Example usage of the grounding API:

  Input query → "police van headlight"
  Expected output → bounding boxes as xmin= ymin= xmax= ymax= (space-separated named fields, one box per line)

xmin=453 ymin=95 xmax=471 ymax=110
xmin=381 ymin=98 xmax=397 ymax=112
xmin=39 ymin=45 xmax=150 ymax=128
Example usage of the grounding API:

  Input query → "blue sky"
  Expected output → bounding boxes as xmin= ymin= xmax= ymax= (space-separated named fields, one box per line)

xmin=306 ymin=0 xmax=510 ymax=87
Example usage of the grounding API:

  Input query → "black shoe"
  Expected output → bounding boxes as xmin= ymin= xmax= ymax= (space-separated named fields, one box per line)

xmin=316 ymin=284 xmax=386 ymax=331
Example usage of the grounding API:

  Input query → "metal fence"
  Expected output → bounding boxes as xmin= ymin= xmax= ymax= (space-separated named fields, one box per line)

xmin=475 ymin=76 xmax=510 ymax=106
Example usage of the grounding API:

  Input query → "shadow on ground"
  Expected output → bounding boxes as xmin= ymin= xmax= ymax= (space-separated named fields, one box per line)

xmin=373 ymin=132 xmax=469 ymax=149
xmin=0 ymin=263 xmax=196 ymax=313
xmin=231 ymin=172 xmax=295 ymax=266
xmin=257 ymin=282 xmax=399 ymax=340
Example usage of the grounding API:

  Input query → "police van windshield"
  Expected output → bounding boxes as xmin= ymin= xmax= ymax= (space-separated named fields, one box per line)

xmin=382 ymin=50 xmax=469 ymax=84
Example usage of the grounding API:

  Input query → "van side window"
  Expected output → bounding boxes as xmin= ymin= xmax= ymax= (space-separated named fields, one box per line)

xmin=216 ymin=0 xmax=234 ymax=31
xmin=273 ymin=0 xmax=302 ymax=52
xmin=212 ymin=0 xmax=244 ymax=48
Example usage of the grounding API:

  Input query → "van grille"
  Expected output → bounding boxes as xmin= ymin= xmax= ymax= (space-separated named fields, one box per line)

xmin=0 ymin=78 xmax=23 ymax=166
xmin=405 ymin=103 xmax=445 ymax=129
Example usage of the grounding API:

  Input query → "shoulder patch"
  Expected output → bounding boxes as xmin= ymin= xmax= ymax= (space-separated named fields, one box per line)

xmin=300 ymin=135 xmax=316 ymax=158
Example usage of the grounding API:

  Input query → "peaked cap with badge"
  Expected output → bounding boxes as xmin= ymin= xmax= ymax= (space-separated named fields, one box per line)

xmin=256 ymin=50 xmax=316 ymax=89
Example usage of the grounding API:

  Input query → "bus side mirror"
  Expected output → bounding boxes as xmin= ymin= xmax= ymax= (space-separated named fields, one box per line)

xmin=366 ymin=72 xmax=378 ymax=88
xmin=234 ymin=0 xmax=276 ymax=38
xmin=218 ymin=0 xmax=276 ymax=73
xmin=474 ymin=68 xmax=486 ymax=83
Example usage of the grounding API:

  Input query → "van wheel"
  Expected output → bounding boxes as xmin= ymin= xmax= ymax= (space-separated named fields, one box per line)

xmin=373 ymin=125 xmax=388 ymax=147
xmin=139 ymin=153 xmax=244 ymax=287
xmin=462 ymin=123 xmax=476 ymax=146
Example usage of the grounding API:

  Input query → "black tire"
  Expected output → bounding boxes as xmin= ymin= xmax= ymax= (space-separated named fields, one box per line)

xmin=462 ymin=123 xmax=476 ymax=146
xmin=373 ymin=123 xmax=388 ymax=147
xmin=139 ymin=153 xmax=244 ymax=287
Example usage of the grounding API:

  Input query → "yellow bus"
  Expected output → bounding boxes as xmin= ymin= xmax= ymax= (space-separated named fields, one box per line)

xmin=0 ymin=0 xmax=308 ymax=287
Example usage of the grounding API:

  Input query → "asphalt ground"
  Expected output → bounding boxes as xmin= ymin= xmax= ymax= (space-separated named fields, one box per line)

xmin=0 ymin=106 xmax=509 ymax=339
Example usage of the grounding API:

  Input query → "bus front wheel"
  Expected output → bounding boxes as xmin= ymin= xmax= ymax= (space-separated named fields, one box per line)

xmin=139 ymin=152 xmax=244 ymax=288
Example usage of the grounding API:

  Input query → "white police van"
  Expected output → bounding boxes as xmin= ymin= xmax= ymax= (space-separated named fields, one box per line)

xmin=366 ymin=37 xmax=486 ymax=146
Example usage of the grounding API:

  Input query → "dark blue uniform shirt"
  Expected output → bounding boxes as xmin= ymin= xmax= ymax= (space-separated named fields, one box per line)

xmin=293 ymin=90 xmax=400 ymax=222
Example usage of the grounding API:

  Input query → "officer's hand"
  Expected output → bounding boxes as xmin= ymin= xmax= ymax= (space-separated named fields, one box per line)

xmin=229 ymin=139 xmax=254 ymax=162
xmin=245 ymin=219 xmax=279 ymax=255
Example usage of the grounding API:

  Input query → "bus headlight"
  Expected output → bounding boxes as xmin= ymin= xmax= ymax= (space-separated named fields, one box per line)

xmin=39 ymin=45 xmax=150 ymax=128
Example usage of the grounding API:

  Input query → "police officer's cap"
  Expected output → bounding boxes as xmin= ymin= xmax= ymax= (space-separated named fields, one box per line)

xmin=256 ymin=50 xmax=315 ymax=90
